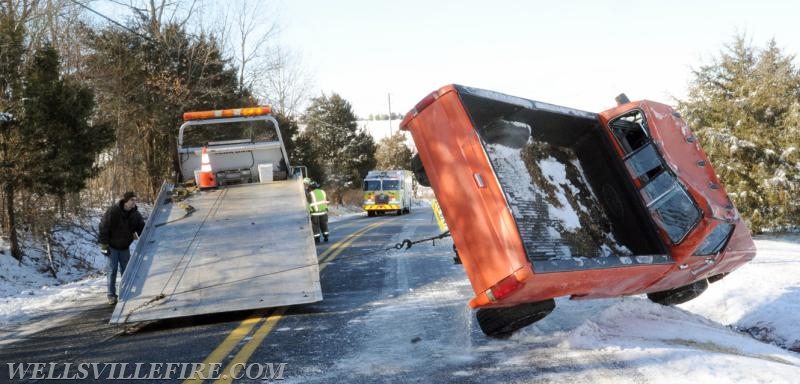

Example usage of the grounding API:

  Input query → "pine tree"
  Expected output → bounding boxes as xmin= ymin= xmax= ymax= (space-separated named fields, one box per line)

xmin=1 ymin=4 xmax=30 ymax=260
xmin=678 ymin=35 xmax=800 ymax=232
xmin=302 ymin=93 xmax=376 ymax=204
xmin=375 ymin=131 xmax=412 ymax=170
xmin=21 ymin=44 xmax=113 ymax=203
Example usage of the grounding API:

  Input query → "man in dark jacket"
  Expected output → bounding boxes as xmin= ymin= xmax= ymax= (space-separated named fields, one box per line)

xmin=99 ymin=191 xmax=146 ymax=305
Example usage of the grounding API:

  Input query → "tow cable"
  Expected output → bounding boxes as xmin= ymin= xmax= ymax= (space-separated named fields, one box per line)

xmin=394 ymin=230 xmax=451 ymax=250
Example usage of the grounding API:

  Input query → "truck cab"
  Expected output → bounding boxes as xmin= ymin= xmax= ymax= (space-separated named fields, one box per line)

xmin=400 ymin=85 xmax=756 ymax=337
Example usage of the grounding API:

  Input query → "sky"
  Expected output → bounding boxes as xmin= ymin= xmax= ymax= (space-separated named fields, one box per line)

xmin=271 ymin=0 xmax=800 ymax=118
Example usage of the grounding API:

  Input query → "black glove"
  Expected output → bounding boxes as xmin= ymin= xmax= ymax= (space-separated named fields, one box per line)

xmin=100 ymin=243 xmax=109 ymax=256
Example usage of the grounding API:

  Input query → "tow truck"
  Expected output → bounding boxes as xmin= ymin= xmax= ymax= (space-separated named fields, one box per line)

xmin=110 ymin=107 xmax=322 ymax=324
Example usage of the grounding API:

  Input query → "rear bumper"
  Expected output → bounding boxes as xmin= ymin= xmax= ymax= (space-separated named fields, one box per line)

xmin=363 ymin=204 xmax=400 ymax=211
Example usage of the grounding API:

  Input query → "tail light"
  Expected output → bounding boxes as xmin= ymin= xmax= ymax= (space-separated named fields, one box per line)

xmin=486 ymin=274 xmax=522 ymax=302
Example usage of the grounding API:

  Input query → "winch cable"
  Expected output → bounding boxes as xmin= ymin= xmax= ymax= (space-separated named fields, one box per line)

xmin=119 ymin=217 xmax=451 ymax=328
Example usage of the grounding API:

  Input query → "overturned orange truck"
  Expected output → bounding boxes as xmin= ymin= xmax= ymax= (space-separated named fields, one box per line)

xmin=400 ymin=85 xmax=756 ymax=337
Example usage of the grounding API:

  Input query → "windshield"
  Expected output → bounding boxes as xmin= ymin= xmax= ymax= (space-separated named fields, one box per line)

xmin=364 ymin=179 xmax=401 ymax=191
xmin=694 ymin=222 xmax=734 ymax=256
xmin=382 ymin=180 xmax=401 ymax=190
xmin=364 ymin=180 xmax=381 ymax=191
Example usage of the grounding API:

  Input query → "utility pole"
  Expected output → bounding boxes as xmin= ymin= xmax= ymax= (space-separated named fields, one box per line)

xmin=388 ymin=92 xmax=393 ymax=136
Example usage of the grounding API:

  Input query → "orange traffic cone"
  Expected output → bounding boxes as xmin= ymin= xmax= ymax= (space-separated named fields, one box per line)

xmin=198 ymin=146 xmax=217 ymax=189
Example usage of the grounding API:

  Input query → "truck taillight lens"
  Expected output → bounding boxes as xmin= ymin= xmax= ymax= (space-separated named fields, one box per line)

xmin=414 ymin=91 xmax=439 ymax=114
xmin=401 ymin=89 xmax=442 ymax=129
xmin=487 ymin=275 xmax=522 ymax=302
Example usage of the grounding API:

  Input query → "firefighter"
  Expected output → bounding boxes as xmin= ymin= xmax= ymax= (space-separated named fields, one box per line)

xmin=99 ymin=191 xmax=146 ymax=305
xmin=304 ymin=178 xmax=330 ymax=244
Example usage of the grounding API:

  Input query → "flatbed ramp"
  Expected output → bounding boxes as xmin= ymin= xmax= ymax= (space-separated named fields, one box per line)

xmin=110 ymin=180 xmax=322 ymax=323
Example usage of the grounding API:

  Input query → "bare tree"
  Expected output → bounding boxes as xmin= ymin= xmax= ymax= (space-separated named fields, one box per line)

xmin=208 ymin=1 xmax=313 ymax=116
xmin=261 ymin=45 xmax=314 ymax=117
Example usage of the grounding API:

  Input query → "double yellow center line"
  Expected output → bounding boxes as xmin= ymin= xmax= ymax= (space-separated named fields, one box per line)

xmin=184 ymin=220 xmax=388 ymax=384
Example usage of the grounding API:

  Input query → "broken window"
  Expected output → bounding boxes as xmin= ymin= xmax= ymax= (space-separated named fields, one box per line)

xmin=625 ymin=143 xmax=663 ymax=184
xmin=640 ymin=172 xmax=702 ymax=244
xmin=609 ymin=110 xmax=649 ymax=156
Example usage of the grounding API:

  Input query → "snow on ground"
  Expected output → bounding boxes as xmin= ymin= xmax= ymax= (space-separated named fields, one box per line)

xmin=1 ymin=215 xmax=799 ymax=381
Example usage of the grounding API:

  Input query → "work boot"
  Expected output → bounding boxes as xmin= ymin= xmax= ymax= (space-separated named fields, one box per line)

xmin=314 ymin=237 xmax=320 ymax=244
xmin=324 ymin=236 xmax=329 ymax=242
xmin=107 ymin=295 xmax=117 ymax=305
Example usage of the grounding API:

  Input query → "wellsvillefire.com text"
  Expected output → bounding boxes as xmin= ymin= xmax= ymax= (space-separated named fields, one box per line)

xmin=7 ymin=362 xmax=287 ymax=381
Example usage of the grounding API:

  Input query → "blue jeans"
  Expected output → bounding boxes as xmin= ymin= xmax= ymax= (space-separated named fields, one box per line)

xmin=107 ymin=247 xmax=131 ymax=298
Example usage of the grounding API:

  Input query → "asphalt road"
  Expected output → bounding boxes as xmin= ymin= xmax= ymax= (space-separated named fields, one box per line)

xmin=2 ymin=209 xmax=517 ymax=383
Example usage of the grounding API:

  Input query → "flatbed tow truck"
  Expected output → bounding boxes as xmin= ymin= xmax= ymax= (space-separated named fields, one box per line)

xmin=111 ymin=107 xmax=322 ymax=324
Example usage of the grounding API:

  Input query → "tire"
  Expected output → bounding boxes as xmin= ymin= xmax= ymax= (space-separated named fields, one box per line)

xmin=647 ymin=279 xmax=709 ymax=306
xmin=367 ymin=211 xmax=375 ymax=217
xmin=476 ymin=299 xmax=556 ymax=339
xmin=411 ymin=154 xmax=430 ymax=187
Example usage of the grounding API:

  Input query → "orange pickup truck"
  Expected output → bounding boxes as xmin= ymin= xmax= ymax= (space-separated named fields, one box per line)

xmin=400 ymin=85 xmax=756 ymax=337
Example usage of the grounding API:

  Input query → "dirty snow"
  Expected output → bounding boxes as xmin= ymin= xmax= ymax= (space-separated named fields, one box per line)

xmin=538 ymin=156 xmax=581 ymax=230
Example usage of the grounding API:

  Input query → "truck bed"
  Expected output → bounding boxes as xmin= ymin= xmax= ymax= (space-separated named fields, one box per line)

xmin=110 ymin=179 xmax=321 ymax=323
xmin=458 ymin=89 xmax=668 ymax=268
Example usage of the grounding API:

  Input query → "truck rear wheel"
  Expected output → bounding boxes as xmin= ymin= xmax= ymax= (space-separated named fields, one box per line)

xmin=411 ymin=154 xmax=430 ymax=187
xmin=647 ymin=278 xmax=709 ymax=306
xmin=476 ymin=299 xmax=556 ymax=338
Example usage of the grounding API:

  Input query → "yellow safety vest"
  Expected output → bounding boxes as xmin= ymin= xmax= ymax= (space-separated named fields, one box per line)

xmin=309 ymin=189 xmax=329 ymax=215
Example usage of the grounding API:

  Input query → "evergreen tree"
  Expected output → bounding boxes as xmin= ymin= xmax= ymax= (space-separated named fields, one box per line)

xmin=21 ymin=44 xmax=113 ymax=203
xmin=1 ymin=3 xmax=30 ymax=260
xmin=375 ymin=131 xmax=412 ymax=170
xmin=678 ymin=35 xmax=800 ymax=232
xmin=274 ymin=112 xmax=299 ymax=167
xmin=302 ymin=93 xmax=376 ymax=203
xmin=291 ymin=132 xmax=324 ymax=183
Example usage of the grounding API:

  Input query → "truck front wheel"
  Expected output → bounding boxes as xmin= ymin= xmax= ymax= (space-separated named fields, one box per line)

xmin=647 ymin=278 xmax=709 ymax=306
xmin=476 ymin=299 xmax=556 ymax=338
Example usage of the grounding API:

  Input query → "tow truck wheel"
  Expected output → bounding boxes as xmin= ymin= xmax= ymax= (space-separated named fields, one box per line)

xmin=476 ymin=299 xmax=556 ymax=339
xmin=647 ymin=278 xmax=709 ymax=306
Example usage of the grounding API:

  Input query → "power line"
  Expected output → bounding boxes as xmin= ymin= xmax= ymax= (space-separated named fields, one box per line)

xmin=67 ymin=0 xmax=154 ymax=43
